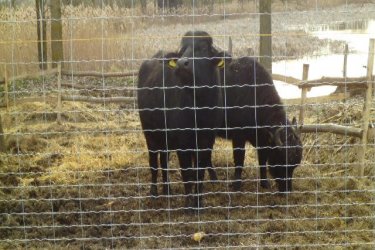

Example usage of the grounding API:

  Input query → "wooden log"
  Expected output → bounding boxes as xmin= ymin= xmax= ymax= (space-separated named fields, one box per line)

xmin=272 ymin=74 xmax=300 ymax=85
xmin=61 ymin=70 xmax=137 ymax=78
xmin=0 ymin=70 xmax=370 ymax=88
xmin=273 ymin=74 xmax=371 ymax=88
xmin=299 ymin=124 xmax=362 ymax=138
xmin=284 ymin=93 xmax=346 ymax=105
xmin=299 ymin=76 xmax=369 ymax=89
xmin=57 ymin=63 xmax=62 ymax=124
xmin=7 ymin=68 xmax=58 ymax=82
xmin=60 ymin=83 xmax=136 ymax=93
xmin=9 ymin=96 xmax=56 ymax=105
xmin=358 ymin=39 xmax=374 ymax=176
xmin=61 ymin=95 xmax=135 ymax=104
xmin=0 ymin=68 xmax=132 ymax=83
xmin=7 ymin=95 xmax=135 ymax=105
xmin=299 ymin=64 xmax=309 ymax=125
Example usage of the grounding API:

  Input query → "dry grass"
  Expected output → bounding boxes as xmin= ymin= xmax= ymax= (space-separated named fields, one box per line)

xmin=1 ymin=1 xmax=374 ymax=248
xmin=0 ymin=94 xmax=374 ymax=249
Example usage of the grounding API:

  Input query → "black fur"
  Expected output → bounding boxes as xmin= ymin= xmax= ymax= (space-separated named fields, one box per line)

xmin=137 ymin=31 xmax=223 ymax=209
xmin=138 ymin=50 xmax=179 ymax=197
xmin=218 ymin=56 xmax=303 ymax=192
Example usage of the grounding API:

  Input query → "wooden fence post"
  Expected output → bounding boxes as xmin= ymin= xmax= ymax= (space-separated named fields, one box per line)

xmin=358 ymin=39 xmax=375 ymax=176
xmin=299 ymin=64 xmax=309 ymax=125
xmin=0 ymin=113 xmax=5 ymax=152
xmin=341 ymin=44 xmax=349 ymax=96
xmin=343 ymin=44 xmax=348 ymax=78
xmin=57 ymin=62 xmax=62 ymax=124
xmin=4 ymin=65 xmax=9 ymax=111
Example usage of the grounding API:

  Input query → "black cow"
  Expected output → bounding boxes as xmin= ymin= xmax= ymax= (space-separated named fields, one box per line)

xmin=137 ymin=31 xmax=224 ymax=209
xmin=138 ymin=50 xmax=178 ymax=197
xmin=218 ymin=56 xmax=303 ymax=192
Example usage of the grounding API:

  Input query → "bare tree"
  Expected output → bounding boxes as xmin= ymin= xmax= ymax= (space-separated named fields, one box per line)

xmin=50 ymin=0 xmax=64 ymax=68
xmin=140 ymin=0 xmax=147 ymax=13
xmin=36 ymin=0 xmax=47 ymax=70
xmin=259 ymin=0 xmax=272 ymax=73
xmin=157 ymin=0 xmax=182 ymax=10
xmin=0 ymin=114 xmax=5 ymax=152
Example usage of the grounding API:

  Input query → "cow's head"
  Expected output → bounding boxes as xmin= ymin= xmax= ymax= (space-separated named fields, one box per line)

xmin=267 ymin=117 xmax=303 ymax=193
xmin=169 ymin=31 xmax=226 ymax=86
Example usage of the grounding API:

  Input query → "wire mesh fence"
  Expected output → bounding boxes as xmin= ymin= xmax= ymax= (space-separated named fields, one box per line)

xmin=0 ymin=0 xmax=374 ymax=249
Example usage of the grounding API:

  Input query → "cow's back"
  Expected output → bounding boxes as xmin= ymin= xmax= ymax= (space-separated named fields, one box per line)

xmin=219 ymin=57 xmax=286 ymax=140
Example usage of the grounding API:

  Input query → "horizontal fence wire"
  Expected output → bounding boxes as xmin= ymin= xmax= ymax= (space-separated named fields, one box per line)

xmin=0 ymin=0 xmax=375 ymax=249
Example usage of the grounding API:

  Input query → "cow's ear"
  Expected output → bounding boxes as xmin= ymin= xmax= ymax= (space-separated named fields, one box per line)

xmin=214 ymin=51 xmax=232 ymax=68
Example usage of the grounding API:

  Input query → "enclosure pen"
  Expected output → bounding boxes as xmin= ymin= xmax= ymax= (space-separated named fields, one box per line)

xmin=0 ymin=0 xmax=375 ymax=249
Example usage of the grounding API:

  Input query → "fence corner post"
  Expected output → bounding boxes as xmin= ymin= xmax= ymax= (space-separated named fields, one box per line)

xmin=358 ymin=38 xmax=375 ymax=176
xmin=57 ymin=62 xmax=62 ymax=124
xmin=299 ymin=64 xmax=309 ymax=125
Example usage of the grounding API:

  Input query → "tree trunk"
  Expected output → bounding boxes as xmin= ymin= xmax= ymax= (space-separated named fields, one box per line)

xmin=140 ymin=0 xmax=147 ymax=13
xmin=0 ymin=114 xmax=5 ymax=152
xmin=50 ymin=0 xmax=64 ymax=68
xmin=36 ymin=0 xmax=47 ymax=70
xmin=259 ymin=0 xmax=272 ymax=74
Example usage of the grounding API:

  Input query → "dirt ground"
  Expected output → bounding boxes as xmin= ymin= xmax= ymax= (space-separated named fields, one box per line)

xmin=0 ymin=89 xmax=374 ymax=249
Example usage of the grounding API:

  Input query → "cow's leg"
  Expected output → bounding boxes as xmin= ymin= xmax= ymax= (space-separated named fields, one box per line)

xmin=177 ymin=151 xmax=194 ymax=210
xmin=149 ymin=151 xmax=158 ymax=197
xmin=232 ymin=138 xmax=246 ymax=191
xmin=206 ymin=150 xmax=218 ymax=181
xmin=193 ymin=149 xmax=210 ymax=209
xmin=258 ymin=148 xmax=270 ymax=189
xmin=160 ymin=151 xmax=172 ymax=195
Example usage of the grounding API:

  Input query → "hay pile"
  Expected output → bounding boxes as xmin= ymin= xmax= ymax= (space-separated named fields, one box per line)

xmin=0 ymin=95 xmax=374 ymax=249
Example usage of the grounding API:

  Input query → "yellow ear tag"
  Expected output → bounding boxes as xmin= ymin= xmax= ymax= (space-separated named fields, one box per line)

xmin=217 ymin=59 xmax=225 ymax=68
xmin=168 ymin=59 xmax=177 ymax=68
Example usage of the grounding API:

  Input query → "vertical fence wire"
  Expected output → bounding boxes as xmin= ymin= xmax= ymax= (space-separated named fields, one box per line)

xmin=0 ymin=0 xmax=374 ymax=248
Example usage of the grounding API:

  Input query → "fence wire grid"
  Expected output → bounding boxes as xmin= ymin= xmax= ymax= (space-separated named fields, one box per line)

xmin=0 ymin=0 xmax=375 ymax=249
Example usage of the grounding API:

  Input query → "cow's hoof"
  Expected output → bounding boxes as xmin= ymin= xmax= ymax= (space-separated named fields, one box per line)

xmin=184 ymin=196 xmax=195 ymax=214
xmin=150 ymin=185 xmax=158 ymax=198
xmin=194 ymin=196 xmax=204 ymax=209
xmin=208 ymin=169 xmax=218 ymax=181
xmin=162 ymin=185 xmax=173 ymax=196
xmin=231 ymin=180 xmax=242 ymax=192
xmin=260 ymin=180 xmax=270 ymax=189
